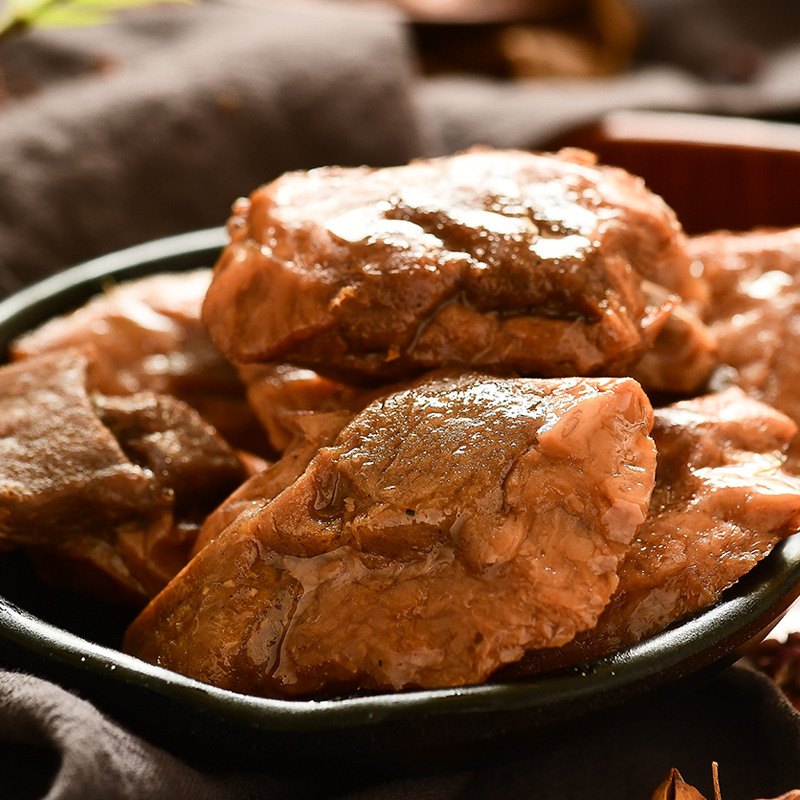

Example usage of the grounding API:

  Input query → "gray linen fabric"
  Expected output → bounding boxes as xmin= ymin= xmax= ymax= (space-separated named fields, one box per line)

xmin=0 ymin=0 xmax=423 ymax=297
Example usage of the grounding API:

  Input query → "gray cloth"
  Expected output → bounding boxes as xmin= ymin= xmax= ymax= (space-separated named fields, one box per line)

xmin=0 ymin=671 xmax=228 ymax=800
xmin=2 ymin=665 xmax=800 ymax=800
xmin=0 ymin=0 xmax=423 ymax=297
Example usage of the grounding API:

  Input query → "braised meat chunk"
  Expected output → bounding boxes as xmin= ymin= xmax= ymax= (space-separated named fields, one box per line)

xmin=505 ymin=388 xmax=800 ymax=676
xmin=689 ymin=226 xmax=800 ymax=470
xmin=203 ymin=146 xmax=704 ymax=381
xmin=10 ymin=270 xmax=227 ymax=398
xmin=236 ymin=363 xmax=366 ymax=454
xmin=10 ymin=269 xmax=265 ymax=453
xmin=0 ymin=350 xmax=169 ymax=545
xmin=125 ymin=372 xmax=656 ymax=698
xmin=0 ymin=349 xmax=248 ymax=604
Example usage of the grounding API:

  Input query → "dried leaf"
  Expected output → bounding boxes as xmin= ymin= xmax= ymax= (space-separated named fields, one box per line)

xmin=652 ymin=768 xmax=709 ymax=800
xmin=652 ymin=764 xmax=800 ymax=800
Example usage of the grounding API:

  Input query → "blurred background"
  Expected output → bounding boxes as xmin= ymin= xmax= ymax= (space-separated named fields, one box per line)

xmin=2 ymin=0 xmax=800 ymax=294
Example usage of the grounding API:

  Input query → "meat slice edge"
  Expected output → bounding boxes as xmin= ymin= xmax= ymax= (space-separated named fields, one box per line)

xmin=501 ymin=387 xmax=800 ymax=677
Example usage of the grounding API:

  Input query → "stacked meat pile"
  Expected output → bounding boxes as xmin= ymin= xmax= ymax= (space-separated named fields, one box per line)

xmin=3 ymin=147 xmax=800 ymax=698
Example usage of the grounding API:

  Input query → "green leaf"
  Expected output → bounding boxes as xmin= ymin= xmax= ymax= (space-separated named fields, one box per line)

xmin=0 ymin=0 xmax=192 ymax=37
xmin=32 ymin=6 xmax=109 ymax=27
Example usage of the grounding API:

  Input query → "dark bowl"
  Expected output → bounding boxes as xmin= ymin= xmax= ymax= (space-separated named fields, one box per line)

xmin=3 ymin=114 xmax=800 ymax=776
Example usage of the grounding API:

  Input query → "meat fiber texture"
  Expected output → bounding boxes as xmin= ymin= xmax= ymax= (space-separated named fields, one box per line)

xmin=124 ymin=371 xmax=656 ymax=697
xmin=202 ymin=146 xmax=710 ymax=386
xmin=503 ymin=388 xmax=800 ymax=676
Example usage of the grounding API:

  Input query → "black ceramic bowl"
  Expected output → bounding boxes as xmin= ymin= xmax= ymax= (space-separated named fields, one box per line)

xmin=1 ymin=224 xmax=800 ymax=775
xmin=5 ymin=112 xmax=800 ymax=774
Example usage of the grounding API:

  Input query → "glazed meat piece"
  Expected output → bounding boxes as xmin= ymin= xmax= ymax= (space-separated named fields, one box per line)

xmin=0 ymin=349 xmax=248 ymax=604
xmin=628 ymin=301 xmax=717 ymax=396
xmin=0 ymin=350 xmax=169 ymax=544
xmin=10 ymin=270 xmax=224 ymax=397
xmin=10 ymin=270 xmax=266 ymax=453
xmin=125 ymin=371 xmax=656 ymax=697
xmin=689 ymin=227 xmax=800 ymax=470
xmin=503 ymin=388 xmax=800 ymax=676
xmin=191 ymin=409 xmax=354 ymax=555
xmin=93 ymin=393 xmax=249 ymax=525
xmin=236 ymin=363 xmax=367 ymax=454
xmin=203 ymin=146 xmax=704 ymax=381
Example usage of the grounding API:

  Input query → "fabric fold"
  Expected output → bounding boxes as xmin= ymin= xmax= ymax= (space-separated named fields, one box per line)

xmin=1 ymin=665 xmax=800 ymax=800
xmin=0 ymin=0 xmax=423 ymax=296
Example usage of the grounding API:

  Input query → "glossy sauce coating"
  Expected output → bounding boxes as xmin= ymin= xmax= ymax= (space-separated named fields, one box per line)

xmin=203 ymin=147 xmax=700 ymax=380
xmin=125 ymin=372 xmax=656 ymax=697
